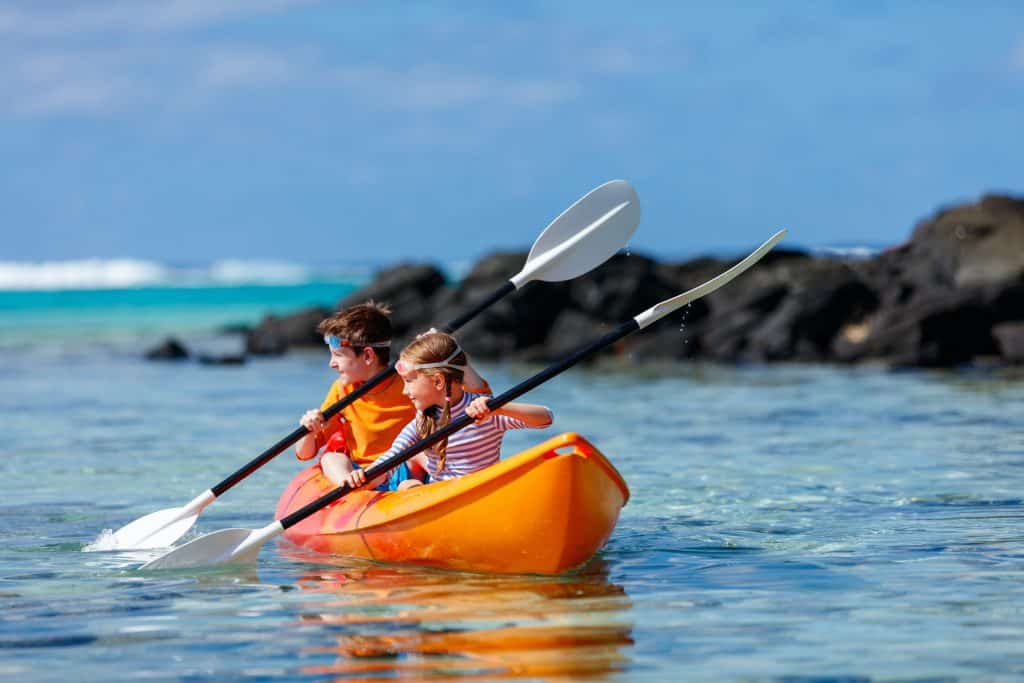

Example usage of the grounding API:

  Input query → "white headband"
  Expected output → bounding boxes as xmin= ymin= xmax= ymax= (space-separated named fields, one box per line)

xmin=396 ymin=343 xmax=466 ymax=373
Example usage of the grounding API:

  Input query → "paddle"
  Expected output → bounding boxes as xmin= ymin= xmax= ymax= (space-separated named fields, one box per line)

xmin=140 ymin=229 xmax=786 ymax=570
xmin=107 ymin=180 xmax=641 ymax=550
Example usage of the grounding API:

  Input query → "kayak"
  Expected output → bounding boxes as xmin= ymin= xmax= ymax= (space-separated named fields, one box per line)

xmin=274 ymin=432 xmax=630 ymax=574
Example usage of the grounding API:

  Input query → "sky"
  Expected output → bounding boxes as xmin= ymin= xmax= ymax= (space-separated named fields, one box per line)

xmin=1 ymin=1 xmax=1022 ymax=265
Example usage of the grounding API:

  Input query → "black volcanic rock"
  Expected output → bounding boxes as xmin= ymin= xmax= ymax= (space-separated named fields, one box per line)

xmin=539 ymin=310 xmax=611 ymax=359
xmin=244 ymin=264 xmax=446 ymax=356
xmin=431 ymin=251 xmax=571 ymax=358
xmin=337 ymin=263 xmax=446 ymax=339
xmin=748 ymin=261 xmax=878 ymax=362
xmin=830 ymin=193 xmax=1024 ymax=366
xmin=566 ymin=252 xmax=677 ymax=323
xmin=993 ymin=322 xmax=1024 ymax=363
xmin=197 ymin=353 xmax=247 ymax=365
xmin=196 ymin=192 xmax=1024 ymax=367
xmin=246 ymin=306 xmax=331 ymax=355
xmin=145 ymin=337 xmax=189 ymax=360
xmin=833 ymin=288 xmax=999 ymax=367
xmin=908 ymin=194 xmax=1024 ymax=289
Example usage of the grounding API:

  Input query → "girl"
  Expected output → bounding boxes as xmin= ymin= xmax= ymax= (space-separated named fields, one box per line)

xmin=344 ymin=331 xmax=553 ymax=490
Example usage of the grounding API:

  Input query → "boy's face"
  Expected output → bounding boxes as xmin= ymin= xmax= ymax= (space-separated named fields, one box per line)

xmin=328 ymin=346 xmax=376 ymax=385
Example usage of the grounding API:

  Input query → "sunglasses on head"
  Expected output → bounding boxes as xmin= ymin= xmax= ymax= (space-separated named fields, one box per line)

xmin=323 ymin=335 xmax=392 ymax=351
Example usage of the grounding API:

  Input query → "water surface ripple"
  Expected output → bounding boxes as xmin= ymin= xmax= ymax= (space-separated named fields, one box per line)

xmin=2 ymin=354 xmax=1022 ymax=681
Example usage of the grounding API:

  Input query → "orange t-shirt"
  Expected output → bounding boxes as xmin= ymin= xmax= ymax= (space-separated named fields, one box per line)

xmin=316 ymin=375 xmax=492 ymax=466
xmin=317 ymin=374 xmax=416 ymax=466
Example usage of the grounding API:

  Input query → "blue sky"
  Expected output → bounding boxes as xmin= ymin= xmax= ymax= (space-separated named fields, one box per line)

xmin=2 ymin=1 xmax=1022 ymax=265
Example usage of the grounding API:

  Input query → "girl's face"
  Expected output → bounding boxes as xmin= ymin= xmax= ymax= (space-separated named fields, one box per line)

xmin=398 ymin=364 xmax=446 ymax=411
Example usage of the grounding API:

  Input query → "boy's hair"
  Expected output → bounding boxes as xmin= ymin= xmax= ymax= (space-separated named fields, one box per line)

xmin=400 ymin=331 xmax=467 ymax=476
xmin=317 ymin=301 xmax=393 ymax=365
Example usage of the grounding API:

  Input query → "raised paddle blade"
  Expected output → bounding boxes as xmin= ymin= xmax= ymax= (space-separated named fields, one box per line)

xmin=108 ymin=507 xmax=200 ymax=550
xmin=511 ymin=180 xmax=640 ymax=288
xmin=634 ymin=229 xmax=788 ymax=329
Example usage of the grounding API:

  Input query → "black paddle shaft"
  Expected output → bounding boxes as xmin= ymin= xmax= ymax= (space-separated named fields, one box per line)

xmin=210 ymin=281 xmax=520 ymax=497
xmin=279 ymin=318 xmax=639 ymax=530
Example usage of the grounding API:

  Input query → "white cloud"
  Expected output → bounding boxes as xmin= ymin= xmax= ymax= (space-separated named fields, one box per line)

xmin=332 ymin=65 xmax=579 ymax=112
xmin=3 ymin=50 xmax=142 ymax=115
xmin=585 ymin=45 xmax=650 ymax=75
xmin=1 ymin=44 xmax=311 ymax=116
xmin=0 ymin=1 xmax=320 ymax=115
xmin=0 ymin=4 xmax=588 ymax=119
xmin=0 ymin=0 xmax=316 ymax=37
xmin=18 ymin=79 xmax=124 ymax=115
xmin=2 ymin=44 xmax=581 ymax=118
xmin=1010 ymin=38 xmax=1024 ymax=72
xmin=198 ymin=49 xmax=298 ymax=88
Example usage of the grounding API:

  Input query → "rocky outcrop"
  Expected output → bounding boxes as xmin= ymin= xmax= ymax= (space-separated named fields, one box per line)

xmin=246 ymin=307 xmax=331 ymax=355
xmin=831 ymin=194 xmax=1024 ymax=366
xmin=337 ymin=263 xmax=446 ymax=340
xmin=197 ymin=352 xmax=246 ymax=365
xmin=242 ymin=264 xmax=447 ymax=356
xmin=167 ymin=192 xmax=1024 ymax=368
xmin=993 ymin=322 xmax=1024 ymax=363
xmin=145 ymin=337 xmax=189 ymax=360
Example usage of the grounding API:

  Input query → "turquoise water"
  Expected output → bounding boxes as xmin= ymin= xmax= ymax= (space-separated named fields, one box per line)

xmin=0 ymin=283 xmax=357 ymax=350
xmin=2 ymin=286 xmax=1024 ymax=681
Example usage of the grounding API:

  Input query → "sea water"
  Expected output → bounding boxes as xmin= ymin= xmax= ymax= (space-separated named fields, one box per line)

xmin=1 ymin=279 xmax=1023 ymax=681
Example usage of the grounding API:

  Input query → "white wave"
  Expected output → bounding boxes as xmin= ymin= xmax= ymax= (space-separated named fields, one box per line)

xmin=812 ymin=245 xmax=882 ymax=259
xmin=208 ymin=259 xmax=310 ymax=285
xmin=0 ymin=259 xmax=169 ymax=290
xmin=0 ymin=258 xmax=366 ymax=291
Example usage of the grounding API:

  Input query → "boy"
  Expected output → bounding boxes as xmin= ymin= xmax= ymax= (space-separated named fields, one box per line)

xmin=296 ymin=302 xmax=487 ymax=489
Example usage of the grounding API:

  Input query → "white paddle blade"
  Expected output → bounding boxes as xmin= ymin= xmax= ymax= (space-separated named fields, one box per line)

xmin=634 ymin=229 xmax=788 ymax=329
xmin=109 ymin=507 xmax=199 ymax=550
xmin=106 ymin=489 xmax=215 ymax=550
xmin=140 ymin=528 xmax=254 ymax=570
xmin=511 ymin=180 xmax=640 ymax=288
xmin=139 ymin=521 xmax=282 ymax=570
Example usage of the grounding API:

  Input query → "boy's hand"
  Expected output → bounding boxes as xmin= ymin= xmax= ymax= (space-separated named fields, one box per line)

xmin=300 ymin=409 xmax=325 ymax=434
xmin=343 ymin=469 xmax=368 ymax=489
xmin=466 ymin=397 xmax=492 ymax=423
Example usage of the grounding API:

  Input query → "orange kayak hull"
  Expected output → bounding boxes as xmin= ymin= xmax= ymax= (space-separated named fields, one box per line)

xmin=274 ymin=432 xmax=630 ymax=574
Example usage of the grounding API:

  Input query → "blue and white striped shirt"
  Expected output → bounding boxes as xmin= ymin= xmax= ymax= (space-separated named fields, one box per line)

xmin=374 ymin=391 xmax=538 ymax=481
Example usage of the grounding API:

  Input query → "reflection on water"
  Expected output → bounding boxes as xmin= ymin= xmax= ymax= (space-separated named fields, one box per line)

xmin=283 ymin=551 xmax=632 ymax=681
xmin=6 ymin=352 xmax=1024 ymax=680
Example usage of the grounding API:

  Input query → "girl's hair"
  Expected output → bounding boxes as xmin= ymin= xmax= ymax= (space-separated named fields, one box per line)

xmin=400 ymin=332 xmax=467 ymax=476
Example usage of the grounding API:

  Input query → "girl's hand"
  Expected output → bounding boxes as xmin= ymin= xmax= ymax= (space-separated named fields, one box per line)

xmin=466 ymin=397 xmax=492 ymax=423
xmin=300 ymin=409 xmax=325 ymax=434
xmin=343 ymin=468 xmax=367 ymax=489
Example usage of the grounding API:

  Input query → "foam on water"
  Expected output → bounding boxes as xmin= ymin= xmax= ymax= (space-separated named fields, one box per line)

xmin=82 ymin=529 xmax=118 ymax=552
xmin=0 ymin=258 xmax=371 ymax=291
xmin=0 ymin=259 xmax=168 ymax=290
xmin=811 ymin=244 xmax=884 ymax=259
